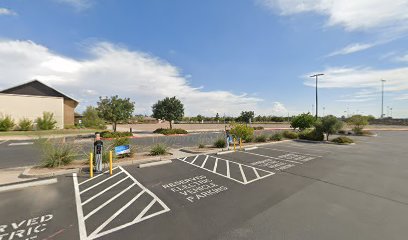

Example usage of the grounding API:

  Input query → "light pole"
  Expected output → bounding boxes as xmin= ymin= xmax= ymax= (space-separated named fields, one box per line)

xmin=310 ymin=73 xmax=324 ymax=119
xmin=381 ymin=79 xmax=386 ymax=119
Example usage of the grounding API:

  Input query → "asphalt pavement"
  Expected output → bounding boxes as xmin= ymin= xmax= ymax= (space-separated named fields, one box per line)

xmin=1 ymin=131 xmax=408 ymax=240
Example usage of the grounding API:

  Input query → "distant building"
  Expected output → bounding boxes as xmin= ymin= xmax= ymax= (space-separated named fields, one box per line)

xmin=0 ymin=80 xmax=79 ymax=129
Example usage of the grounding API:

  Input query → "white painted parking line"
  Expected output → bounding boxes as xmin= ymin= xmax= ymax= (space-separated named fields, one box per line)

xmin=73 ymin=166 xmax=170 ymax=240
xmin=78 ymin=167 xmax=120 ymax=186
xmin=80 ymin=171 xmax=124 ymax=194
xmin=178 ymin=155 xmax=274 ymax=185
xmin=8 ymin=142 xmax=34 ymax=146
xmin=82 ymin=176 xmax=130 ymax=205
xmin=191 ymin=155 xmax=199 ymax=164
xmin=201 ymin=155 xmax=209 ymax=168
xmin=0 ymin=140 xmax=8 ymax=145
xmin=258 ymin=147 xmax=322 ymax=157
xmin=240 ymin=150 xmax=303 ymax=164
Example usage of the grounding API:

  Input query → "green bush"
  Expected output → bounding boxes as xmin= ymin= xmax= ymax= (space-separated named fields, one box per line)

xmin=282 ymin=130 xmax=298 ymax=139
xmin=243 ymin=135 xmax=254 ymax=142
xmin=36 ymin=112 xmax=57 ymax=130
xmin=253 ymin=126 xmax=264 ymax=130
xmin=298 ymin=129 xmax=324 ymax=141
xmin=82 ymin=106 xmax=106 ymax=129
xmin=347 ymin=115 xmax=369 ymax=134
xmin=214 ymin=138 xmax=226 ymax=148
xmin=153 ymin=128 xmax=188 ymax=135
xmin=198 ymin=144 xmax=205 ymax=148
xmin=0 ymin=115 xmax=15 ymax=131
xmin=270 ymin=132 xmax=283 ymax=141
xmin=150 ymin=144 xmax=168 ymax=155
xmin=331 ymin=136 xmax=354 ymax=144
xmin=230 ymin=124 xmax=254 ymax=143
xmin=254 ymin=135 xmax=268 ymax=142
xmin=17 ymin=118 xmax=33 ymax=131
xmin=40 ymin=140 xmax=78 ymax=168
xmin=100 ymin=131 xmax=133 ymax=138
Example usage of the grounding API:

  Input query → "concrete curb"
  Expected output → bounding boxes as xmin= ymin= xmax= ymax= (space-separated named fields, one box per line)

xmin=0 ymin=178 xmax=58 ymax=193
xmin=20 ymin=168 xmax=79 ymax=178
xmin=138 ymin=160 xmax=172 ymax=168
xmin=216 ymin=150 xmax=235 ymax=155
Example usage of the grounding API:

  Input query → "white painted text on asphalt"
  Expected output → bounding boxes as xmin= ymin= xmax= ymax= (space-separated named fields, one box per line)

xmin=0 ymin=214 xmax=53 ymax=240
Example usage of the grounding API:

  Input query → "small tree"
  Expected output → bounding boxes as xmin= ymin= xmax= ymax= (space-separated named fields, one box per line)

xmin=230 ymin=123 xmax=254 ymax=142
xmin=152 ymin=96 xmax=184 ymax=129
xmin=82 ymin=106 xmax=106 ymax=129
xmin=347 ymin=115 xmax=368 ymax=135
xmin=290 ymin=113 xmax=315 ymax=130
xmin=237 ymin=111 xmax=254 ymax=124
xmin=315 ymin=115 xmax=343 ymax=141
xmin=97 ymin=96 xmax=135 ymax=132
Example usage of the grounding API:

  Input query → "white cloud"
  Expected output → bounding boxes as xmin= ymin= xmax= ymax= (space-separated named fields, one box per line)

xmin=305 ymin=66 xmax=408 ymax=92
xmin=0 ymin=8 xmax=17 ymax=16
xmin=55 ymin=0 xmax=92 ymax=10
xmin=0 ymin=40 xmax=282 ymax=116
xmin=271 ymin=102 xmax=287 ymax=115
xmin=395 ymin=94 xmax=408 ymax=100
xmin=328 ymin=43 xmax=375 ymax=57
xmin=395 ymin=53 xmax=408 ymax=62
xmin=259 ymin=0 xmax=408 ymax=33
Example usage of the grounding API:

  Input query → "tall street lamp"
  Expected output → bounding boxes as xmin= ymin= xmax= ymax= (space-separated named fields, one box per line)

xmin=381 ymin=79 xmax=386 ymax=119
xmin=310 ymin=73 xmax=324 ymax=119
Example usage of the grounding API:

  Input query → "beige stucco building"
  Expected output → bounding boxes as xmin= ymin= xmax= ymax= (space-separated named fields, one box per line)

xmin=0 ymin=80 xmax=78 ymax=129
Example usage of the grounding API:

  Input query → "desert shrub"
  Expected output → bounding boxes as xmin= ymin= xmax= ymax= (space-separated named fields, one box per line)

xmin=338 ymin=130 xmax=347 ymax=134
xmin=150 ymin=144 xmax=168 ymax=155
xmin=17 ymin=118 xmax=33 ymax=131
xmin=153 ymin=128 xmax=188 ymax=135
xmin=347 ymin=115 xmax=369 ymax=135
xmin=254 ymin=135 xmax=268 ymax=142
xmin=298 ymin=129 xmax=324 ymax=141
xmin=253 ymin=126 xmax=264 ymax=130
xmin=64 ymin=124 xmax=76 ymax=129
xmin=40 ymin=140 xmax=78 ymax=167
xmin=0 ymin=115 xmax=15 ymax=131
xmin=270 ymin=132 xmax=283 ymax=141
xmin=230 ymin=124 xmax=254 ymax=143
xmin=282 ymin=130 xmax=298 ymax=139
xmin=198 ymin=144 xmax=205 ymax=148
xmin=243 ymin=135 xmax=254 ymax=142
xmin=100 ymin=131 xmax=133 ymax=138
xmin=214 ymin=138 xmax=226 ymax=148
xmin=362 ymin=130 xmax=374 ymax=136
xmin=36 ymin=112 xmax=57 ymax=130
xmin=331 ymin=136 xmax=354 ymax=144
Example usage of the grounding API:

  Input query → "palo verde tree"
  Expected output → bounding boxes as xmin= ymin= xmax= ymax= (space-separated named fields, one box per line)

xmin=96 ymin=95 xmax=135 ymax=132
xmin=152 ymin=96 xmax=184 ymax=129
xmin=315 ymin=115 xmax=343 ymax=141
xmin=347 ymin=115 xmax=369 ymax=135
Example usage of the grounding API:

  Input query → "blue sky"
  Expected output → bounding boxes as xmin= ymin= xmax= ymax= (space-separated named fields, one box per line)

xmin=0 ymin=0 xmax=407 ymax=117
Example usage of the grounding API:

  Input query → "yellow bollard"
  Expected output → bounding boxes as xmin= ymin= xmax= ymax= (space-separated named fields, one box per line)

xmin=109 ymin=151 xmax=113 ymax=176
xmin=89 ymin=152 xmax=93 ymax=178
xmin=239 ymin=138 xmax=242 ymax=150
xmin=233 ymin=138 xmax=236 ymax=151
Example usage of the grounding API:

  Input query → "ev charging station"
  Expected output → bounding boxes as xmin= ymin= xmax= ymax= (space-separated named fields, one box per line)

xmin=93 ymin=132 xmax=104 ymax=173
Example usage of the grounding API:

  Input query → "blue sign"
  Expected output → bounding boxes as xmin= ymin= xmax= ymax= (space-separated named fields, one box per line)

xmin=115 ymin=145 xmax=130 ymax=155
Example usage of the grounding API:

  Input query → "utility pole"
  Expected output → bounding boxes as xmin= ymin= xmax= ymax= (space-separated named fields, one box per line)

xmin=381 ymin=79 xmax=386 ymax=119
xmin=310 ymin=73 xmax=324 ymax=119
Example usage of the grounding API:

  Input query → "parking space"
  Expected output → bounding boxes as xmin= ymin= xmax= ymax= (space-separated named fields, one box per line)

xmin=2 ymin=132 xmax=408 ymax=240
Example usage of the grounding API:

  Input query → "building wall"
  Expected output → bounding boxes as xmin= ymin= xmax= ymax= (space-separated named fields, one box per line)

xmin=64 ymin=99 xmax=76 ymax=126
xmin=0 ymin=93 xmax=64 ymax=129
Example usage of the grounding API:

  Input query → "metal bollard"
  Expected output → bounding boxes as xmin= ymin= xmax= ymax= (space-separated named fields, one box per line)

xmin=109 ymin=151 xmax=113 ymax=176
xmin=233 ymin=138 xmax=236 ymax=151
xmin=89 ymin=152 xmax=94 ymax=178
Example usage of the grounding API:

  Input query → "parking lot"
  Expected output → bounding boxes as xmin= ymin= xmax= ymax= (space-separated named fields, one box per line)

xmin=1 ymin=131 xmax=408 ymax=240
